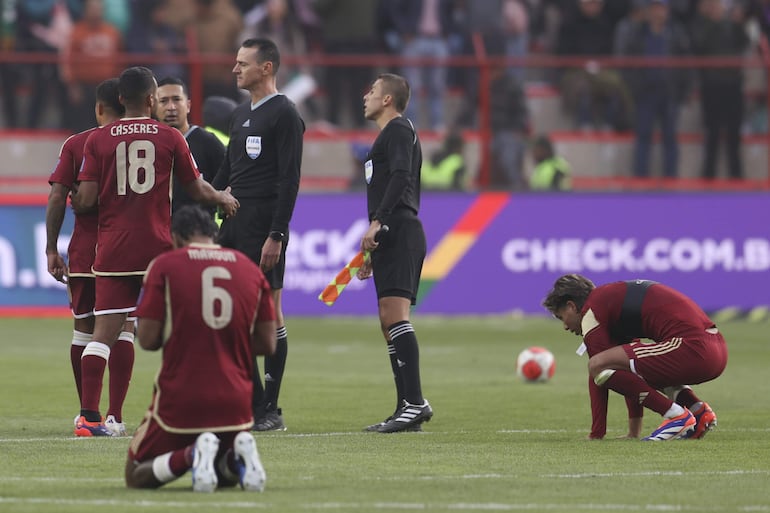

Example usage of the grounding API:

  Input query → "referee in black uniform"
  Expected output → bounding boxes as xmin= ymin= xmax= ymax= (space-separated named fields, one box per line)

xmin=155 ymin=77 xmax=226 ymax=215
xmin=357 ymin=73 xmax=432 ymax=433
xmin=212 ymin=38 xmax=304 ymax=431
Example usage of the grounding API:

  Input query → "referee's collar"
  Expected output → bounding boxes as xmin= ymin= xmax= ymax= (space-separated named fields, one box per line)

xmin=251 ymin=93 xmax=280 ymax=111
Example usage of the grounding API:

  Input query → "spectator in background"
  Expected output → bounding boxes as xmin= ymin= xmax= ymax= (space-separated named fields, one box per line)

xmin=101 ymin=0 xmax=131 ymax=35
xmin=60 ymin=0 xmax=122 ymax=133
xmin=240 ymin=0 xmax=318 ymax=117
xmin=747 ymin=0 xmax=770 ymax=38
xmin=529 ymin=134 xmax=571 ymax=190
xmin=0 ymin=0 xmax=19 ymax=127
xmin=616 ymin=0 xmax=691 ymax=178
xmin=488 ymin=40 xmax=530 ymax=190
xmin=453 ymin=0 xmax=525 ymax=127
xmin=125 ymin=1 xmax=187 ymax=82
xmin=502 ymin=0 xmax=532 ymax=80
xmin=388 ymin=0 xmax=455 ymax=132
xmin=192 ymin=0 xmax=244 ymax=100
xmin=421 ymin=128 xmax=466 ymax=190
xmin=690 ymin=0 xmax=749 ymax=179
xmin=15 ymin=0 xmax=82 ymax=128
xmin=203 ymin=95 xmax=238 ymax=146
xmin=313 ymin=0 xmax=378 ymax=128
xmin=555 ymin=0 xmax=633 ymax=131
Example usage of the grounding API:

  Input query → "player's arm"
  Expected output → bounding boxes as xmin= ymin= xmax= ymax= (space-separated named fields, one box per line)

xmin=70 ymin=135 xmax=99 ymax=214
xmin=587 ymin=376 xmax=609 ymax=439
xmin=184 ymin=178 xmax=239 ymax=217
xmin=71 ymin=180 xmax=98 ymax=214
xmin=135 ymin=259 xmax=165 ymax=351
xmin=136 ymin=318 xmax=163 ymax=351
xmin=45 ymin=183 xmax=70 ymax=282
xmin=174 ymin=132 xmax=240 ymax=216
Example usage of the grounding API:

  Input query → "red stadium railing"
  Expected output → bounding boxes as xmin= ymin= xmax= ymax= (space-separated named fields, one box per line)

xmin=1 ymin=30 xmax=770 ymax=191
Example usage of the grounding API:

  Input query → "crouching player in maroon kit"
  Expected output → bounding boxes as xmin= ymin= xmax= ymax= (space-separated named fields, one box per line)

xmin=126 ymin=205 xmax=276 ymax=492
xmin=543 ymin=274 xmax=727 ymax=441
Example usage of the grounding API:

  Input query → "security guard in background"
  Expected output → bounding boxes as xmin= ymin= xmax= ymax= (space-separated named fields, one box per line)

xmin=421 ymin=130 xmax=465 ymax=191
xmin=529 ymin=135 xmax=571 ymax=191
xmin=203 ymin=95 xmax=239 ymax=147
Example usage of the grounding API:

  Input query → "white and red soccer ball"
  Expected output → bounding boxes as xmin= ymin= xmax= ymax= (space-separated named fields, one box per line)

xmin=516 ymin=346 xmax=556 ymax=383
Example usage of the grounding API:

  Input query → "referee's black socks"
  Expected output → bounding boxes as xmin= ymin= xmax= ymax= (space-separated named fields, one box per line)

xmin=264 ymin=326 xmax=288 ymax=411
xmin=387 ymin=321 xmax=424 ymax=405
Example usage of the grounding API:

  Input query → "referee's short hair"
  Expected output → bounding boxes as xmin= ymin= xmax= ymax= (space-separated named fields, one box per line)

xmin=171 ymin=205 xmax=218 ymax=242
xmin=242 ymin=38 xmax=280 ymax=74
xmin=377 ymin=73 xmax=410 ymax=113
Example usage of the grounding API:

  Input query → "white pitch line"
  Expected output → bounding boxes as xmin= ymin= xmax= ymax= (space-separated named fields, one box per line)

xmin=1 ymin=427 xmax=769 ymax=444
xmin=0 ymin=497 xmax=768 ymax=512
xmin=543 ymin=469 xmax=770 ymax=479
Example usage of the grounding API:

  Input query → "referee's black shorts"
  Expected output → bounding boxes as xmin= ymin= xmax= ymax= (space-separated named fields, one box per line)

xmin=371 ymin=213 xmax=426 ymax=305
xmin=217 ymin=199 xmax=287 ymax=290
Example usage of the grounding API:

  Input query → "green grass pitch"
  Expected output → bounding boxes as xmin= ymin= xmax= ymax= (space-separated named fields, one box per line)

xmin=0 ymin=315 xmax=769 ymax=512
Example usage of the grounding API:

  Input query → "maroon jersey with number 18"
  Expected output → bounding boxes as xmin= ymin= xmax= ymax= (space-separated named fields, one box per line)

xmin=78 ymin=117 xmax=201 ymax=274
xmin=135 ymin=243 xmax=275 ymax=432
xmin=48 ymin=128 xmax=98 ymax=276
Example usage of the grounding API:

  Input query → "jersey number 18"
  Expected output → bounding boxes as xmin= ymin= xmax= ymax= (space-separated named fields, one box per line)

xmin=116 ymin=140 xmax=156 ymax=195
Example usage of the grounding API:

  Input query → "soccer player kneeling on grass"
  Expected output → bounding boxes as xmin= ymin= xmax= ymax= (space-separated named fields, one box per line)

xmin=543 ymin=274 xmax=726 ymax=441
xmin=125 ymin=206 xmax=276 ymax=492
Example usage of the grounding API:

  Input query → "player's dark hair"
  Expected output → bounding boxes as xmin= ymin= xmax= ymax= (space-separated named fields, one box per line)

xmin=378 ymin=73 xmax=410 ymax=113
xmin=542 ymin=274 xmax=596 ymax=313
xmin=118 ymin=66 xmax=157 ymax=107
xmin=157 ymin=76 xmax=188 ymax=96
xmin=95 ymin=78 xmax=125 ymax=117
xmin=171 ymin=205 xmax=218 ymax=241
xmin=241 ymin=38 xmax=280 ymax=74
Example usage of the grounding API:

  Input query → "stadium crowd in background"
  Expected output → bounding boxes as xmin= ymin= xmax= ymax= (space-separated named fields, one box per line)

xmin=0 ymin=0 xmax=766 ymax=182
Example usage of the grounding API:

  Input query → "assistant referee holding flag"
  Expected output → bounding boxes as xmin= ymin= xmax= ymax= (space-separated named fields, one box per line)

xmin=213 ymin=38 xmax=305 ymax=432
xmin=357 ymin=73 xmax=433 ymax=433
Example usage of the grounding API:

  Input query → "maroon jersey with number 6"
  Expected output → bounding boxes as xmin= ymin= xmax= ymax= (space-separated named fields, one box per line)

xmin=78 ymin=117 xmax=200 ymax=274
xmin=135 ymin=243 xmax=275 ymax=432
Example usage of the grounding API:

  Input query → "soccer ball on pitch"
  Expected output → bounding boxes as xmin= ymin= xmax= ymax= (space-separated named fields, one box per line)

xmin=516 ymin=346 xmax=556 ymax=383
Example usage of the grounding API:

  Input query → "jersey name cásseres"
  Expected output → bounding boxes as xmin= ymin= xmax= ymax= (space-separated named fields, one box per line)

xmin=135 ymin=243 xmax=275 ymax=432
xmin=48 ymin=128 xmax=98 ymax=276
xmin=365 ymin=116 xmax=422 ymax=223
xmin=78 ymin=117 xmax=200 ymax=274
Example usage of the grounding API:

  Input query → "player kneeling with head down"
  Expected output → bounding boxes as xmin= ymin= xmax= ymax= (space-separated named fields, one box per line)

xmin=126 ymin=205 xmax=277 ymax=492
